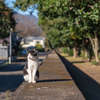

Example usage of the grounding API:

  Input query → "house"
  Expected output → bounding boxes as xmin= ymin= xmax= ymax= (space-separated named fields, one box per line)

xmin=21 ymin=36 xmax=45 ymax=48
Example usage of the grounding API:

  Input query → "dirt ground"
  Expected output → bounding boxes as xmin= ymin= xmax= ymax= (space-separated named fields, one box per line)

xmin=61 ymin=53 xmax=100 ymax=84
xmin=59 ymin=53 xmax=100 ymax=100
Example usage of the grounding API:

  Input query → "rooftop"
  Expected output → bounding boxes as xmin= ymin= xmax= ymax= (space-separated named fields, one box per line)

xmin=21 ymin=36 xmax=45 ymax=41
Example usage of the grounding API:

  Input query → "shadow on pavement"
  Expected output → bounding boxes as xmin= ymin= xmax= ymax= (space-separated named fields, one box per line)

xmin=0 ymin=61 xmax=25 ymax=92
xmin=0 ymin=64 xmax=24 ymax=72
xmin=38 ymin=79 xmax=72 ymax=83
xmin=59 ymin=54 xmax=100 ymax=100
xmin=0 ymin=75 xmax=24 ymax=92
xmin=0 ymin=53 xmax=48 ymax=93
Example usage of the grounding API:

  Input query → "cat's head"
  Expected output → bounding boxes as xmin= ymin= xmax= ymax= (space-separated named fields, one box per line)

xmin=26 ymin=48 xmax=38 ymax=57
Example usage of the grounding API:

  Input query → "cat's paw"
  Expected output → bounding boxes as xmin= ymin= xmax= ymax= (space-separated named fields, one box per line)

xmin=28 ymin=81 xmax=31 ymax=83
xmin=32 ymin=80 xmax=36 ymax=83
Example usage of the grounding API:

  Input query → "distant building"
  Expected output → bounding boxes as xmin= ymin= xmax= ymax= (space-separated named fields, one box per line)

xmin=21 ymin=36 xmax=45 ymax=48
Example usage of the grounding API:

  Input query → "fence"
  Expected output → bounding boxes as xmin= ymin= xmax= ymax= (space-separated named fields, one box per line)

xmin=0 ymin=46 xmax=9 ymax=58
xmin=0 ymin=46 xmax=17 ymax=66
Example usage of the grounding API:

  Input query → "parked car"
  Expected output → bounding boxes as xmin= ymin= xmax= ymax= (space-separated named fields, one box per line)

xmin=27 ymin=46 xmax=36 ymax=50
xmin=21 ymin=46 xmax=36 ymax=56
xmin=21 ymin=49 xmax=27 ymax=56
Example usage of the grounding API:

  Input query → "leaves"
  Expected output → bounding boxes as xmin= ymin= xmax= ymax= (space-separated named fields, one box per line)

xmin=0 ymin=1 xmax=16 ymax=39
xmin=14 ymin=0 xmax=100 ymax=47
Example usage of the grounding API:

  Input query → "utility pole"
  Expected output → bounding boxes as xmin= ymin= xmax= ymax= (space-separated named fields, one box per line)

xmin=9 ymin=28 xmax=13 ymax=64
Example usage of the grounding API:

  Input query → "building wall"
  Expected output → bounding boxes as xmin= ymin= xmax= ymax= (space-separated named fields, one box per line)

xmin=21 ymin=39 xmax=45 ymax=48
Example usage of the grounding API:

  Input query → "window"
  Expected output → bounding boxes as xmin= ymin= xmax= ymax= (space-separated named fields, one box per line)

xmin=37 ymin=41 xmax=40 ymax=43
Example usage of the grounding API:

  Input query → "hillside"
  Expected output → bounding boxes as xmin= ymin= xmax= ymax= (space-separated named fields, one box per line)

xmin=13 ymin=13 xmax=45 ymax=37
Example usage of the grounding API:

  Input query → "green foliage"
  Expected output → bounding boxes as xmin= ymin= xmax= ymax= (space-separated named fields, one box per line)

xmin=0 ymin=1 xmax=16 ymax=39
xmin=92 ymin=61 xmax=98 ymax=65
xmin=69 ymin=48 xmax=73 ymax=56
xmin=35 ymin=43 xmax=42 ymax=49
xmin=4 ymin=61 xmax=9 ymax=65
xmin=98 ymin=56 xmax=100 ymax=60
xmin=62 ymin=47 xmax=68 ymax=53
xmin=35 ymin=43 xmax=44 ymax=52
xmin=14 ymin=0 xmax=100 ymax=60
xmin=80 ymin=52 xmax=85 ymax=58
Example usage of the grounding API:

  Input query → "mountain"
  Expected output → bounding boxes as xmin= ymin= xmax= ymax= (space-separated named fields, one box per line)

xmin=13 ymin=13 xmax=45 ymax=37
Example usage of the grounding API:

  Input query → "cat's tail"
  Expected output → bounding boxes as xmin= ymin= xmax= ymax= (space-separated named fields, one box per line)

xmin=23 ymin=75 xmax=29 ymax=82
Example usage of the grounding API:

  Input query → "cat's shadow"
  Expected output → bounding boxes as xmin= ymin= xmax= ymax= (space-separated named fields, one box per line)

xmin=37 ymin=79 xmax=72 ymax=83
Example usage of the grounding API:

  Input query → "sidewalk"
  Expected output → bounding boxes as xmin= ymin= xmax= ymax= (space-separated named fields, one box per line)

xmin=10 ymin=51 xmax=85 ymax=100
xmin=0 ymin=52 xmax=48 ymax=100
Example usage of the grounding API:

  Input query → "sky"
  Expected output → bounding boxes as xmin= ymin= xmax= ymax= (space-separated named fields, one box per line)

xmin=4 ymin=0 xmax=38 ymax=18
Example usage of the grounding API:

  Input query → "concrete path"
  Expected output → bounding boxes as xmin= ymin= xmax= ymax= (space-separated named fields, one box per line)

xmin=10 ymin=51 xmax=85 ymax=100
xmin=0 ymin=52 xmax=49 ymax=100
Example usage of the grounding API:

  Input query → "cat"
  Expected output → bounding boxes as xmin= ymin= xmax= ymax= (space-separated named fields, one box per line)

xmin=23 ymin=48 xmax=39 ymax=83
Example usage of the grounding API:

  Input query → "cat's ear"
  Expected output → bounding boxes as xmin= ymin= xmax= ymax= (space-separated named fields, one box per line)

xmin=26 ymin=49 xmax=29 ymax=53
xmin=33 ymin=48 xmax=36 ymax=51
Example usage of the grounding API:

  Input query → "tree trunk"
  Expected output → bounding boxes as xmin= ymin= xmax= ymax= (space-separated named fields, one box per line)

xmin=85 ymin=49 xmax=88 ymax=58
xmin=88 ymin=46 xmax=91 ymax=62
xmin=67 ymin=46 xmax=70 ymax=56
xmin=89 ymin=34 xmax=99 ymax=62
xmin=73 ymin=46 xmax=78 ymax=58
xmin=67 ymin=46 xmax=70 ymax=52
xmin=94 ymin=35 xmax=99 ymax=62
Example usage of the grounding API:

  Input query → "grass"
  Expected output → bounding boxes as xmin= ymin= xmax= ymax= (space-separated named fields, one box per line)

xmin=6 ymin=90 xmax=10 ymax=100
xmin=4 ymin=62 xmax=9 ymax=65
xmin=60 ymin=53 xmax=92 ymax=65
xmin=60 ymin=53 xmax=68 ymax=57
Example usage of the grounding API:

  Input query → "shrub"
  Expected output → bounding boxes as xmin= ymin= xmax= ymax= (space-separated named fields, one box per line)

xmin=98 ymin=56 xmax=100 ymax=60
xmin=62 ymin=47 xmax=68 ymax=53
xmin=35 ymin=43 xmax=44 ymax=52
xmin=4 ymin=62 xmax=9 ymax=65
xmin=80 ymin=53 xmax=85 ymax=58
xmin=92 ymin=61 xmax=98 ymax=65
xmin=69 ymin=48 xmax=73 ymax=56
xmin=80 ymin=52 xmax=87 ymax=59
xmin=35 ymin=43 xmax=42 ymax=49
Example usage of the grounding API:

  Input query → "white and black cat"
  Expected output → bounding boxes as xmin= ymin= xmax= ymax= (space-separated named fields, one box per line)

xmin=23 ymin=48 xmax=39 ymax=83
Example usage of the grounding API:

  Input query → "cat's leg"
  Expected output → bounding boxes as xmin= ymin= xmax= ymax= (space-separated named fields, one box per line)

xmin=28 ymin=68 xmax=32 ymax=83
xmin=32 ymin=69 xmax=37 ymax=83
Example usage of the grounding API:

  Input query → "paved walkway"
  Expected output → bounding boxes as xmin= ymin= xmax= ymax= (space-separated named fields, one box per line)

xmin=0 ymin=52 xmax=49 ymax=100
xmin=10 ymin=51 xmax=85 ymax=100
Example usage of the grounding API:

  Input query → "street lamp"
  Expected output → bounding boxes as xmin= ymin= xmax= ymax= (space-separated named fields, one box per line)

xmin=9 ymin=28 xmax=13 ymax=64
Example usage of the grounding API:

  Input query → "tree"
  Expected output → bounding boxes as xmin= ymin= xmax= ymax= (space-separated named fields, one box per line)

xmin=14 ymin=0 xmax=100 ymax=62
xmin=66 ymin=0 xmax=100 ymax=62
xmin=13 ymin=13 xmax=44 ymax=38
xmin=0 ymin=1 xmax=16 ymax=39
